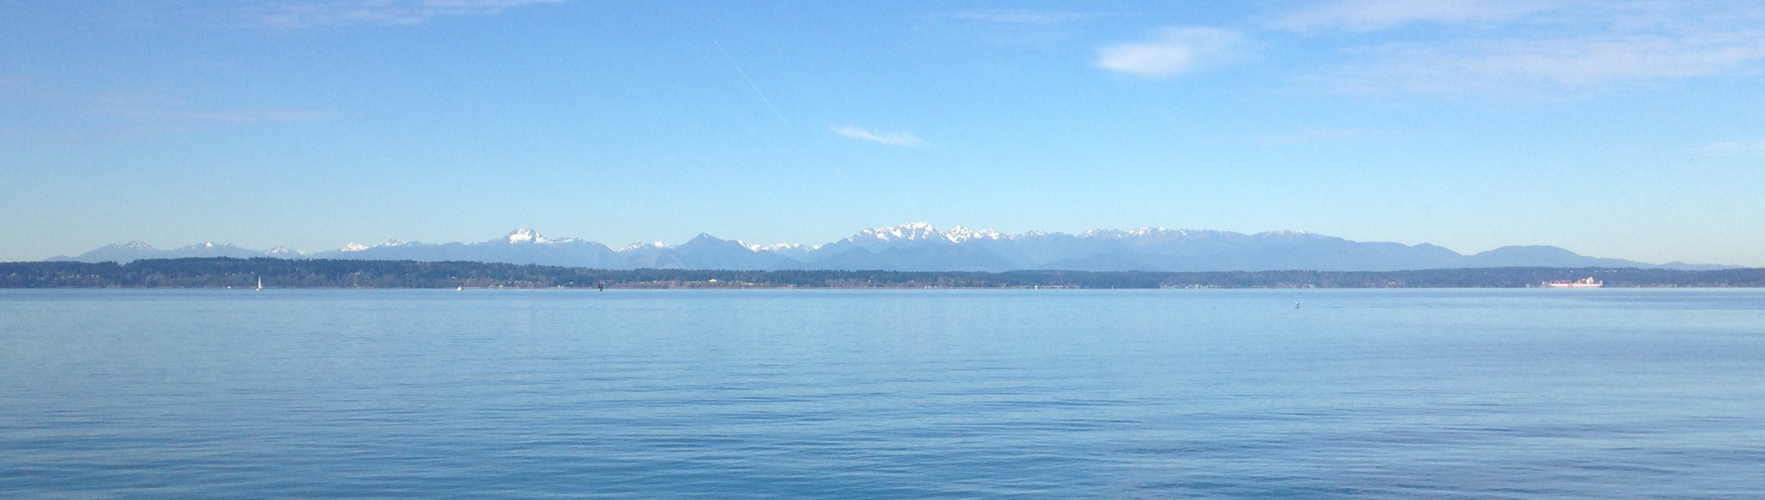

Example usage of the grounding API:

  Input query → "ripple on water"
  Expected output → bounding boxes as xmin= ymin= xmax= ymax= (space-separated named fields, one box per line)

xmin=2 ymin=288 xmax=1763 ymax=498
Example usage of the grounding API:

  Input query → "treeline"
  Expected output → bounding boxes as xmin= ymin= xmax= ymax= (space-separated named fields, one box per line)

xmin=2 ymin=258 xmax=1763 ymax=289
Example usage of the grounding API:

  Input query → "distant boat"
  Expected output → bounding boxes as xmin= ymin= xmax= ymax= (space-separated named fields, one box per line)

xmin=1543 ymin=277 xmax=1602 ymax=288
xmin=256 ymin=277 xmax=263 ymax=291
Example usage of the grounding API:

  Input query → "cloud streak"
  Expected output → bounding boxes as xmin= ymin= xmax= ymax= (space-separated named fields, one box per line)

xmin=1702 ymin=140 xmax=1765 ymax=155
xmin=1319 ymin=32 xmax=1765 ymax=93
xmin=1291 ymin=3 xmax=1765 ymax=95
xmin=1095 ymin=27 xmax=1250 ymax=78
xmin=713 ymin=38 xmax=788 ymax=125
xmin=175 ymin=109 xmax=334 ymax=124
xmin=89 ymin=92 xmax=333 ymax=124
xmin=246 ymin=0 xmax=563 ymax=29
xmin=830 ymin=126 xmax=924 ymax=147
xmin=1276 ymin=0 xmax=1557 ymax=31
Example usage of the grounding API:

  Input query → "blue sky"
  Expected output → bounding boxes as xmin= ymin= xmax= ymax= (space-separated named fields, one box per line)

xmin=3 ymin=0 xmax=1763 ymax=265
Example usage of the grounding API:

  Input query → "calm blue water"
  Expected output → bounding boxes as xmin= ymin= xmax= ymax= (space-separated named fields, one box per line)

xmin=2 ymin=289 xmax=1762 ymax=498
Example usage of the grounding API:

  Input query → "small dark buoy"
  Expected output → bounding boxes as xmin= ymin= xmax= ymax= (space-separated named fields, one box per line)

xmin=1294 ymin=301 xmax=1300 ymax=309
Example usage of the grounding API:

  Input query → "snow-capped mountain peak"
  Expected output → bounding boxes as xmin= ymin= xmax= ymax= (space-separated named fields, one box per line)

xmin=122 ymin=240 xmax=155 ymax=251
xmin=340 ymin=242 xmax=370 ymax=252
xmin=618 ymin=241 xmax=668 ymax=252
xmin=749 ymin=242 xmax=820 ymax=252
xmin=944 ymin=226 xmax=1005 ymax=242
xmin=1082 ymin=227 xmax=1184 ymax=239
xmin=1080 ymin=229 xmax=1120 ymax=238
xmin=852 ymin=222 xmax=941 ymax=242
xmin=168 ymin=241 xmax=242 ymax=251
xmin=265 ymin=246 xmax=307 ymax=255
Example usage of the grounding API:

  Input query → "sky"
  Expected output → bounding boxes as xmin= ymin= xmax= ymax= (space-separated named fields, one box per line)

xmin=2 ymin=0 xmax=1763 ymax=266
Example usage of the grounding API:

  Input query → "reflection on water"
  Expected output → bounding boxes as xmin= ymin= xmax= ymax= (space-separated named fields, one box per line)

xmin=2 ymin=289 xmax=1762 ymax=498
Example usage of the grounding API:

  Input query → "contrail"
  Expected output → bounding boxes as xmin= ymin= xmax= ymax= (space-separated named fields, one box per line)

xmin=712 ymin=37 xmax=789 ymax=126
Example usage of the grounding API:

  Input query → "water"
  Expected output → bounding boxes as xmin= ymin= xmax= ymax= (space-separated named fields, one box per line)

xmin=2 ymin=289 xmax=1762 ymax=498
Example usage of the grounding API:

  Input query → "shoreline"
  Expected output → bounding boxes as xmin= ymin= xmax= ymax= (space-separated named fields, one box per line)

xmin=4 ymin=258 xmax=1762 ymax=289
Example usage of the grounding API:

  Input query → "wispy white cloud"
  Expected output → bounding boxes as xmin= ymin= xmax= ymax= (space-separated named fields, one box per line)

xmin=2 ymin=80 xmax=332 ymax=140
xmin=948 ymin=10 xmax=1110 ymax=25
xmin=245 ymin=0 xmax=563 ymax=29
xmin=1465 ymin=35 xmax=1765 ymax=85
xmin=92 ymin=92 xmax=333 ymax=124
xmin=1291 ymin=2 xmax=1765 ymax=95
xmin=830 ymin=125 xmax=924 ymax=147
xmin=1095 ymin=27 xmax=1250 ymax=78
xmin=1320 ymin=32 xmax=1765 ymax=93
xmin=175 ymin=109 xmax=334 ymax=124
xmin=1701 ymin=140 xmax=1765 ymax=155
xmin=1276 ymin=0 xmax=1558 ymax=31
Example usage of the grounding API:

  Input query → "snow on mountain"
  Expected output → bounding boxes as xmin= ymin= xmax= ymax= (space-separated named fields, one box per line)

xmin=50 ymin=240 xmax=262 ymax=262
xmin=749 ymin=242 xmax=819 ymax=252
xmin=853 ymin=221 xmax=941 ymax=242
xmin=497 ymin=229 xmax=587 ymax=246
xmin=264 ymin=246 xmax=309 ymax=256
xmin=1081 ymin=227 xmax=1187 ymax=239
xmin=750 ymin=242 xmax=819 ymax=260
xmin=818 ymin=222 xmax=962 ymax=255
xmin=618 ymin=241 xmax=668 ymax=252
xmin=944 ymin=226 xmax=1005 ymax=243
xmin=663 ymin=234 xmax=800 ymax=270
xmin=45 ymin=241 xmax=160 ymax=263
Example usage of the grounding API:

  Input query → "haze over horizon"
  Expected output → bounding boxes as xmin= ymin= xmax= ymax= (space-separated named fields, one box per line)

xmin=5 ymin=1 xmax=1764 ymax=265
xmin=42 ymin=222 xmax=1741 ymax=274
xmin=38 ymin=222 xmax=1744 ymax=268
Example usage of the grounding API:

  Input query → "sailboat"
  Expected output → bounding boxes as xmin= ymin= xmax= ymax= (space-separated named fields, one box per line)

xmin=256 ymin=277 xmax=263 ymax=291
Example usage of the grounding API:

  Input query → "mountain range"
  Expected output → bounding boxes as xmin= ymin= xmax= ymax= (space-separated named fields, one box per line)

xmin=47 ymin=223 xmax=1735 ymax=272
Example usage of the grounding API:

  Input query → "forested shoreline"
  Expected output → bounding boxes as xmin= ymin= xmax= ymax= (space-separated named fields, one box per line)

xmin=3 ymin=258 xmax=1763 ymax=289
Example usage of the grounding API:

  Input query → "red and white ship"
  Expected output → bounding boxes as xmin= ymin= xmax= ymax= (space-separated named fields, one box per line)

xmin=1542 ymin=277 xmax=1603 ymax=288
